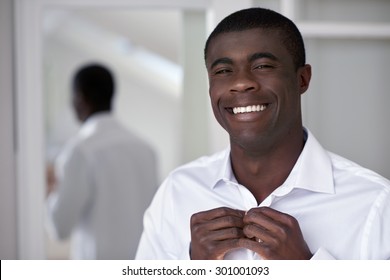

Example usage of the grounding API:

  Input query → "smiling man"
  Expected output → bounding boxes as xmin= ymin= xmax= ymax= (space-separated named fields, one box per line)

xmin=136 ymin=7 xmax=390 ymax=260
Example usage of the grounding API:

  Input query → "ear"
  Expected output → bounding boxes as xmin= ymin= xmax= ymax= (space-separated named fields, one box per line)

xmin=298 ymin=64 xmax=312 ymax=95
xmin=73 ymin=92 xmax=91 ymax=123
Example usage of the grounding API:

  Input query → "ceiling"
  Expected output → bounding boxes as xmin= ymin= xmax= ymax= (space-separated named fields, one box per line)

xmin=43 ymin=8 xmax=184 ymax=96
xmin=44 ymin=8 xmax=182 ymax=64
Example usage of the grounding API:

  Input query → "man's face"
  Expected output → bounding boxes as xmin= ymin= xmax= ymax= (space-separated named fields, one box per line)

xmin=206 ymin=28 xmax=311 ymax=151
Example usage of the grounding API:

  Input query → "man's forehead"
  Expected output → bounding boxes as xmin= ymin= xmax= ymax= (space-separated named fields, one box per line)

xmin=208 ymin=28 xmax=282 ymax=49
xmin=206 ymin=29 xmax=283 ymax=56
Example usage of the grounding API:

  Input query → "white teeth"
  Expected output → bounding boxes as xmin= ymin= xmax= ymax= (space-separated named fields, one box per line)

xmin=232 ymin=104 xmax=267 ymax=114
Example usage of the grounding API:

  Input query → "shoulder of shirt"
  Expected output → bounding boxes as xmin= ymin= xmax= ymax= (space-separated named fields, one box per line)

xmin=328 ymin=151 xmax=390 ymax=189
xmin=75 ymin=117 xmax=151 ymax=147
xmin=168 ymin=149 xmax=229 ymax=180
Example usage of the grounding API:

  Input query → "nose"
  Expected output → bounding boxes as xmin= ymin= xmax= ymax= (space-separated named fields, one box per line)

xmin=230 ymin=69 xmax=259 ymax=93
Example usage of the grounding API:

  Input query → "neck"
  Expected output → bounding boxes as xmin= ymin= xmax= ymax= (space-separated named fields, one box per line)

xmin=230 ymin=129 xmax=304 ymax=204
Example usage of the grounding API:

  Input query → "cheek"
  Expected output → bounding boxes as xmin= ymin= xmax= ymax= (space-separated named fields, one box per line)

xmin=271 ymin=74 xmax=300 ymax=101
xmin=208 ymin=89 xmax=227 ymax=127
xmin=209 ymin=92 xmax=222 ymax=119
xmin=276 ymin=87 xmax=302 ymax=123
xmin=208 ymin=83 xmax=221 ymax=108
xmin=208 ymin=77 xmax=228 ymax=97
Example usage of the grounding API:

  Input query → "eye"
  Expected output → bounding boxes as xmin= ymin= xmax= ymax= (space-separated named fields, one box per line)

xmin=254 ymin=64 xmax=273 ymax=70
xmin=214 ymin=68 xmax=232 ymax=75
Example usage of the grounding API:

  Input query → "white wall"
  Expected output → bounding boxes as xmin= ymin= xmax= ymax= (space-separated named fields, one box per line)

xmin=298 ymin=0 xmax=390 ymax=179
xmin=304 ymin=38 xmax=390 ymax=178
xmin=0 ymin=0 xmax=18 ymax=259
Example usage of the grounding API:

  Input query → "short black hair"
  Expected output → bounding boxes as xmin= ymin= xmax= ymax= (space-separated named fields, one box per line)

xmin=204 ymin=7 xmax=306 ymax=69
xmin=73 ymin=63 xmax=115 ymax=111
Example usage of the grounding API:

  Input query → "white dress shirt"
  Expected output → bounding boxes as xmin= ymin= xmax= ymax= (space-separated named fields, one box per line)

xmin=136 ymin=129 xmax=390 ymax=260
xmin=46 ymin=112 xmax=158 ymax=259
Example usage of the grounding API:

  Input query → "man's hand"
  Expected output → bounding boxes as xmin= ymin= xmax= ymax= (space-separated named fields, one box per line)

xmin=240 ymin=207 xmax=312 ymax=260
xmin=46 ymin=162 xmax=57 ymax=197
xmin=190 ymin=207 xmax=246 ymax=260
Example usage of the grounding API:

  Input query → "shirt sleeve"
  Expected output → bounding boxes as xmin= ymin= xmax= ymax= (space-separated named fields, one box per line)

xmin=46 ymin=145 xmax=91 ymax=240
xmin=310 ymin=247 xmax=337 ymax=260
xmin=311 ymin=188 xmax=390 ymax=260
xmin=361 ymin=187 xmax=390 ymax=259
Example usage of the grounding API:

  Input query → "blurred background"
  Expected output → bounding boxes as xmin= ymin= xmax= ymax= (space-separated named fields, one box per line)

xmin=1 ymin=0 xmax=389 ymax=259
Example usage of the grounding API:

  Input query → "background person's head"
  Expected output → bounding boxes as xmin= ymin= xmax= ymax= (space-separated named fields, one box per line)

xmin=72 ymin=63 xmax=115 ymax=123
xmin=204 ymin=7 xmax=306 ymax=70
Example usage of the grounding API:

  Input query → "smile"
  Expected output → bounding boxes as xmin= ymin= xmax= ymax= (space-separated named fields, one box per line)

xmin=232 ymin=104 xmax=267 ymax=114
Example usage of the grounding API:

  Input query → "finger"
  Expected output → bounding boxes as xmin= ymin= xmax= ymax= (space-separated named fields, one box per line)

xmin=191 ymin=207 xmax=245 ymax=223
xmin=243 ymin=222 xmax=265 ymax=239
xmin=244 ymin=207 xmax=296 ymax=234
xmin=244 ymin=208 xmax=280 ymax=231
xmin=243 ymin=208 xmax=294 ymax=245
xmin=193 ymin=214 xmax=245 ymax=232
xmin=209 ymin=215 xmax=245 ymax=231
xmin=204 ymin=226 xmax=245 ymax=241
xmin=247 ymin=207 xmax=295 ymax=225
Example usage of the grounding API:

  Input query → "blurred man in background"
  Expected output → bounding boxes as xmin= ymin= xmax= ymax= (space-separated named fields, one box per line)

xmin=46 ymin=63 xmax=158 ymax=259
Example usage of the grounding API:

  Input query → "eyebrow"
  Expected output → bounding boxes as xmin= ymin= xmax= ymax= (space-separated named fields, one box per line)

xmin=249 ymin=52 xmax=278 ymax=63
xmin=209 ymin=57 xmax=233 ymax=70
xmin=209 ymin=52 xmax=278 ymax=70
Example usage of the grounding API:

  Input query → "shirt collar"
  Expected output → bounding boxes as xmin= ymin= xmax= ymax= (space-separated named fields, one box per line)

xmin=79 ymin=112 xmax=114 ymax=137
xmin=293 ymin=128 xmax=335 ymax=194
xmin=212 ymin=128 xmax=335 ymax=195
